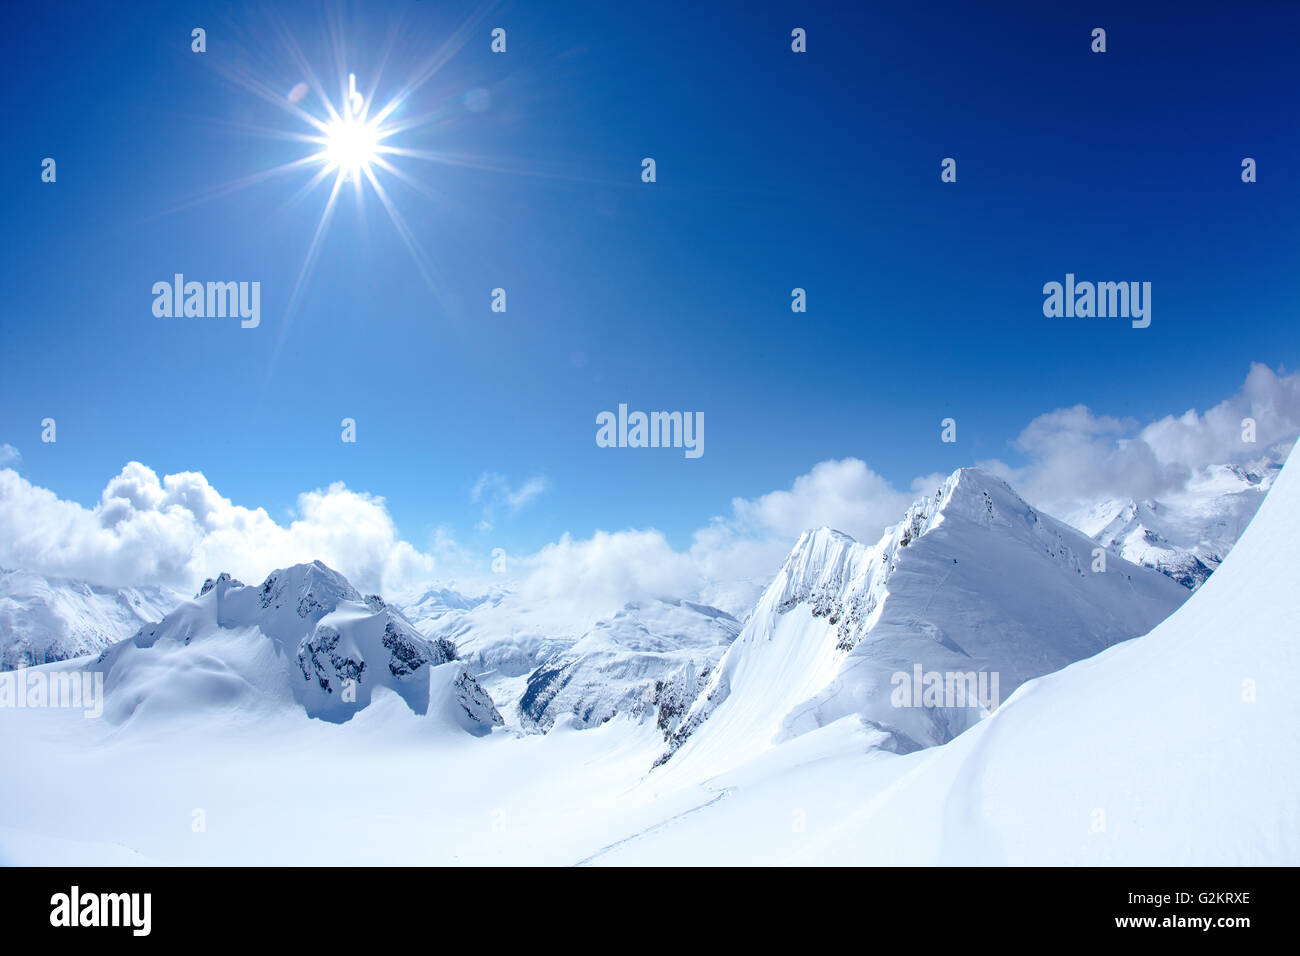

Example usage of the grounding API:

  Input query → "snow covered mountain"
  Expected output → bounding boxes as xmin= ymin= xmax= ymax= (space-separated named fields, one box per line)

xmin=94 ymin=561 xmax=502 ymax=732
xmin=0 ymin=458 xmax=1292 ymax=866
xmin=410 ymin=592 xmax=740 ymax=735
xmin=0 ymin=568 xmax=181 ymax=670
xmin=397 ymin=584 xmax=500 ymax=624
xmin=657 ymin=467 xmax=1189 ymax=778
xmin=1065 ymin=453 xmax=1284 ymax=590
xmin=820 ymin=441 xmax=1300 ymax=864
xmin=600 ymin=444 xmax=1300 ymax=865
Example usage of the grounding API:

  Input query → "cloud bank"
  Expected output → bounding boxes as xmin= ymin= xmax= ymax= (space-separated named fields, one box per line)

xmin=0 ymin=463 xmax=433 ymax=596
xmin=981 ymin=362 xmax=1300 ymax=515
xmin=1 ymin=364 xmax=1295 ymax=616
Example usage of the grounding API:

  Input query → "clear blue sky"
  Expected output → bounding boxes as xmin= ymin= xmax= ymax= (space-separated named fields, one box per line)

xmin=3 ymin=0 xmax=1299 ymax=555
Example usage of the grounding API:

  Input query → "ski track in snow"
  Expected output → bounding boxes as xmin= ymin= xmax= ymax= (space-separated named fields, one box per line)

xmin=574 ymin=786 xmax=737 ymax=866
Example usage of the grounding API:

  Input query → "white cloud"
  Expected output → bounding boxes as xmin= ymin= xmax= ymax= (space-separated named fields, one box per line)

xmin=470 ymin=472 xmax=549 ymax=531
xmin=0 ymin=462 xmax=435 ymax=595
xmin=1140 ymin=362 xmax=1300 ymax=467
xmin=983 ymin=363 xmax=1300 ymax=515
xmin=728 ymin=458 xmax=914 ymax=542
xmin=0 ymin=445 xmax=19 ymax=468
xmin=514 ymin=529 xmax=704 ymax=611
xmin=589 ymin=364 xmax=1300 ymax=613
xmin=0 ymin=454 xmax=908 ymax=618
xmin=2 ymin=363 xmax=1295 ymax=618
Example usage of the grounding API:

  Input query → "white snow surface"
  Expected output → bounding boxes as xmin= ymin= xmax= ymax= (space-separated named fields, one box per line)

xmin=588 ymin=442 xmax=1300 ymax=865
xmin=0 ymin=455 xmax=1295 ymax=865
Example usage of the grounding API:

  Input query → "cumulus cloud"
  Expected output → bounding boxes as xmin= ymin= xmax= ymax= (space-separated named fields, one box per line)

xmin=728 ymin=458 xmax=914 ymax=543
xmin=514 ymin=529 xmax=704 ymax=610
xmin=1140 ymin=362 xmax=1300 ymax=467
xmin=498 ymin=461 xmax=917 ymax=617
xmin=985 ymin=363 xmax=1300 ymax=515
xmin=0 ymin=462 xmax=434 ymax=595
xmin=0 ymin=445 xmax=19 ymax=468
xmin=0 ymin=454 xmax=908 ymax=617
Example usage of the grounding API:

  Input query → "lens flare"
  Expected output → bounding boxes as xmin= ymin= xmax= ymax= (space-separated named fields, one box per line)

xmin=320 ymin=114 xmax=382 ymax=179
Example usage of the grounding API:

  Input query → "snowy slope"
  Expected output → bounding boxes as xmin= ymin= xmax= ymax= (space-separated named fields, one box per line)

xmin=872 ymin=444 xmax=1300 ymax=863
xmin=599 ymin=445 xmax=1300 ymax=865
xmin=1066 ymin=454 xmax=1283 ymax=589
xmin=657 ymin=468 xmax=1189 ymax=779
xmin=411 ymin=592 xmax=740 ymax=735
xmin=95 ymin=562 xmax=502 ymax=731
xmin=0 ymin=568 xmax=181 ymax=670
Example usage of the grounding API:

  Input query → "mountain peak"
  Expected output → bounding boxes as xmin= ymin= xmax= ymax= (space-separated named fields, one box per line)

xmin=656 ymin=467 xmax=1189 ymax=777
xmin=254 ymin=561 xmax=360 ymax=621
xmin=197 ymin=572 xmax=244 ymax=598
xmin=95 ymin=562 xmax=501 ymax=730
xmin=772 ymin=468 xmax=1043 ymax=640
xmin=784 ymin=526 xmax=862 ymax=570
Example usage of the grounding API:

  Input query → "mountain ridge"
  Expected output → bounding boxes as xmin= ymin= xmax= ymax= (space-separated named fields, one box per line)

xmin=656 ymin=466 xmax=1189 ymax=778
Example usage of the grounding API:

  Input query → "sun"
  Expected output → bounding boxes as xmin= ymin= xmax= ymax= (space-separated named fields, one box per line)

xmin=319 ymin=113 xmax=383 ymax=180
xmin=200 ymin=47 xmax=473 ymax=347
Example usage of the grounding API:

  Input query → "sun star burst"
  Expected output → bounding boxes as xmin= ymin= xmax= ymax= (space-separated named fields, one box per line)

xmin=317 ymin=113 xmax=386 ymax=180
xmin=191 ymin=21 xmax=506 ymax=360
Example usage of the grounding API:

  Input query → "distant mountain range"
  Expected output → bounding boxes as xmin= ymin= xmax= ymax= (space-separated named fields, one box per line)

xmin=0 ymin=453 xmax=1284 ymax=758
xmin=0 ymin=568 xmax=180 ymax=670
xmin=1064 ymin=448 xmax=1285 ymax=590
xmin=405 ymin=591 xmax=740 ymax=737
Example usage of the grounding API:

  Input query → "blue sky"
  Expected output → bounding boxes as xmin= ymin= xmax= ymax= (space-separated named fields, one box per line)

xmin=3 ymin=0 xmax=1299 ymax=567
